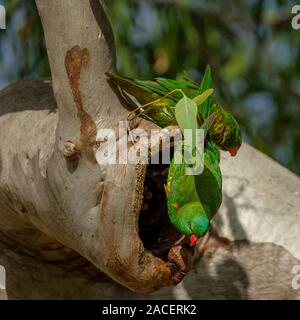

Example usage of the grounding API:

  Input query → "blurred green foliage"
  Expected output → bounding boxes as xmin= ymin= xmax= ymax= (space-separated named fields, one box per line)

xmin=0 ymin=0 xmax=49 ymax=85
xmin=0 ymin=0 xmax=299 ymax=175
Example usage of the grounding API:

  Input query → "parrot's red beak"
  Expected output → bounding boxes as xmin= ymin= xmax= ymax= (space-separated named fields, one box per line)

xmin=228 ymin=147 xmax=238 ymax=157
xmin=189 ymin=234 xmax=199 ymax=246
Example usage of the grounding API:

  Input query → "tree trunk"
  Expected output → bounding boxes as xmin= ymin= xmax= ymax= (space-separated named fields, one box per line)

xmin=0 ymin=0 xmax=300 ymax=299
xmin=0 ymin=0 xmax=189 ymax=294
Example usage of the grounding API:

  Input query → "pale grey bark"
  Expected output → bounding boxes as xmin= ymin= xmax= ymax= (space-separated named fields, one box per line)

xmin=0 ymin=0 xmax=178 ymax=294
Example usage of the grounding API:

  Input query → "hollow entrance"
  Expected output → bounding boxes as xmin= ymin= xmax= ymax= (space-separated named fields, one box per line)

xmin=138 ymin=160 xmax=183 ymax=261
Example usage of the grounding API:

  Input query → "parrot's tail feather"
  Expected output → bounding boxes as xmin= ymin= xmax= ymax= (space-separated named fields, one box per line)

xmin=105 ymin=72 xmax=143 ymax=110
xmin=105 ymin=72 xmax=149 ymax=94
xmin=106 ymin=72 xmax=157 ymax=112
xmin=121 ymin=90 xmax=143 ymax=110
xmin=105 ymin=72 xmax=135 ymax=88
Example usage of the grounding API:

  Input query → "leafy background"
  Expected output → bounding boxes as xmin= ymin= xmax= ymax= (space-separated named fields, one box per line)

xmin=0 ymin=0 xmax=299 ymax=175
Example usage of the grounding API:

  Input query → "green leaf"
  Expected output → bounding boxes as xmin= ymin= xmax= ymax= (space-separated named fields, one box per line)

xmin=175 ymin=95 xmax=199 ymax=133
xmin=193 ymin=88 xmax=214 ymax=106
xmin=199 ymin=65 xmax=212 ymax=94
xmin=175 ymin=95 xmax=199 ymax=149
xmin=198 ymin=65 xmax=213 ymax=118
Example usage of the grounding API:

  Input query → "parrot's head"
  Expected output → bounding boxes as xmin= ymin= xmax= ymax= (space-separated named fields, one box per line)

xmin=225 ymin=116 xmax=242 ymax=157
xmin=174 ymin=202 xmax=210 ymax=247
xmin=212 ymin=107 xmax=242 ymax=157
xmin=225 ymin=132 xmax=242 ymax=157
xmin=188 ymin=214 xmax=210 ymax=246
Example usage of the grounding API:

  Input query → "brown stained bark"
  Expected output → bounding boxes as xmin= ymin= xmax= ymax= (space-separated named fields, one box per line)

xmin=65 ymin=46 xmax=97 ymax=163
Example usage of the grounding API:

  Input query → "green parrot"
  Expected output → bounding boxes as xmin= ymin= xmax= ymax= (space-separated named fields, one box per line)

xmin=164 ymin=92 xmax=223 ymax=247
xmin=106 ymin=66 xmax=242 ymax=156
xmin=165 ymin=139 xmax=222 ymax=247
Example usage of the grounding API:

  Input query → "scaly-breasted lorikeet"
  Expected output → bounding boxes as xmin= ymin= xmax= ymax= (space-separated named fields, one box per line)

xmin=165 ymin=139 xmax=222 ymax=247
xmin=165 ymin=91 xmax=223 ymax=247
xmin=106 ymin=66 xmax=242 ymax=156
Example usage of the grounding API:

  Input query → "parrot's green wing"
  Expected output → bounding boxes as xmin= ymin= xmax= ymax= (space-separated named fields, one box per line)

xmin=166 ymin=113 xmax=222 ymax=223
xmin=106 ymin=72 xmax=198 ymax=105
xmin=106 ymin=72 xmax=165 ymax=106
xmin=194 ymin=141 xmax=222 ymax=219
xmin=209 ymin=103 xmax=242 ymax=153
xmin=106 ymin=69 xmax=242 ymax=154
xmin=134 ymin=79 xmax=172 ymax=99
xmin=155 ymin=77 xmax=199 ymax=100
xmin=166 ymin=154 xmax=201 ymax=223
xmin=166 ymin=143 xmax=222 ymax=237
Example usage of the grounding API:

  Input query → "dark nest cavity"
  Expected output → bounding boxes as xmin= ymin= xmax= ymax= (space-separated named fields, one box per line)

xmin=138 ymin=157 xmax=184 ymax=261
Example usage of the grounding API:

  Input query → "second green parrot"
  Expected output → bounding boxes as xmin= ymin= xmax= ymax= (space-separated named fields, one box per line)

xmin=106 ymin=66 xmax=242 ymax=156
xmin=166 ymin=137 xmax=222 ymax=246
